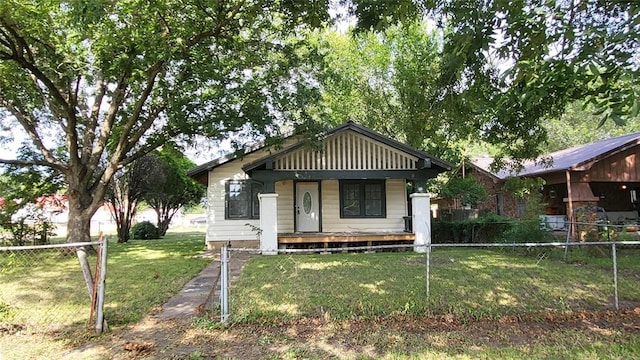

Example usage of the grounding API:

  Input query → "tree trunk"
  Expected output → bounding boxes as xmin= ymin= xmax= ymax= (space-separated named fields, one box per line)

xmin=155 ymin=207 xmax=176 ymax=236
xmin=115 ymin=210 xmax=132 ymax=243
xmin=66 ymin=184 xmax=101 ymax=299
xmin=67 ymin=204 xmax=93 ymax=243
xmin=117 ymin=218 xmax=131 ymax=243
xmin=157 ymin=210 xmax=169 ymax=236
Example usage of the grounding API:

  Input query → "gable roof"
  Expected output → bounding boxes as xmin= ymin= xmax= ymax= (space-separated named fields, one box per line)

xmin=188 ymin=122 xmax=452 ymax=183
xmin=243 ymin=121 xmax=452 ymax=173
xmin=472 ymin=131 xmax=640 ymax=179
xmin=187 ymin=143 xmax=266 ymax=184
xmin=461 ymin=156 xmax=504 ymax=181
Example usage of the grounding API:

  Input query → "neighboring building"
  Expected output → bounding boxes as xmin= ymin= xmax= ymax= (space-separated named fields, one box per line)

xmin=432 ymin=157 xmax=521 ymax=220
xmin=188 ymin=122 xmax=452 ymax=252
xmin=463 ymin=132 xmax=640 ymax=226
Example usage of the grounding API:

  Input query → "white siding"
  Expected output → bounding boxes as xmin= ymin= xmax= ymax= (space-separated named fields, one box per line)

xmin=320 ymin=179 xmax=407 ymax=232
xmin=206 ymin=156 xmax=258 ymax=244
xmin=276 ymin=180 xmax=294 ymax=233
xmin=206 ymin=161 xmax=296 ymax=247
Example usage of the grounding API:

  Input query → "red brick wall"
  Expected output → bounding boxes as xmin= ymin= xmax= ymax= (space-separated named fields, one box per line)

xmin=434 ymin=168 xmax=522 ymax=219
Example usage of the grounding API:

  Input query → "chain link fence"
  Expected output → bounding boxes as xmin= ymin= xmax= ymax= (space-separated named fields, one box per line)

xmin=0 ymin=240 xmax=107 ymax=334
xmin=218 ymin=222 xmax=640 ymax=323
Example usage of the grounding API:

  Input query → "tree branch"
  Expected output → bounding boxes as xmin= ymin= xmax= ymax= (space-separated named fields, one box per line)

xmin=27 ymin=73 xmax=66 ymax=132
xmin=109 ymin=60 xmax=164 ymax=167
xmin=0 ymin=18 xmax=71 ymax=112
xmin=87 ymin=60 xmax=161 ymax=213
xmin=0 ymin=157 xmax=64 ymax=169
xmin=86 ymin=70 xmax=130 ymax=174
xmin=187 ymin=0 xmax=246 ymax=47
xmin=80 ymin=72 xmax=106 ymax=165
xmin=119 ymin=137 xmax=166 ymax=168
xmin=0 ymin=95 xmax=67 ymax=173
xmin=125 ymin=103 xmax=167 ymax=153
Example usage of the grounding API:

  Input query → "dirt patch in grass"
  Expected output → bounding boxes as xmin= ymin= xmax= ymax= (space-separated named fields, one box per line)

xmin=64 ymin=308 xmax=640 ymax=359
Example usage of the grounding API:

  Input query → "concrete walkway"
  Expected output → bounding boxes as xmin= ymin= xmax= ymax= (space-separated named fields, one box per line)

xmin=154 ymin=250 xmax=252 ymax=320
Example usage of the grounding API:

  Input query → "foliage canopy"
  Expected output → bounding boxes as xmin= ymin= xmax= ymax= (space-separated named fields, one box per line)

xmin=342 ymin=0 xmax=639 ymax=162
xmin=0 ymin=0 xmax=329 ymax=242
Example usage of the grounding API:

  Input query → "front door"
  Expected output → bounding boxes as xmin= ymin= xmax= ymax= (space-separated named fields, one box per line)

xmin=296 ymin=182 xmax=320 ymax=232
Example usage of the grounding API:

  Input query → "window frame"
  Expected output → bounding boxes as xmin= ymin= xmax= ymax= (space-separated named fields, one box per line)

xmin=339 ymin=179 xmax=386 ymax=218
xmin=225 ymin=180 xmax=263 ymax=220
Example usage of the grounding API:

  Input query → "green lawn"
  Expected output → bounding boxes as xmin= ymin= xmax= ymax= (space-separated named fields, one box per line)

xmin=229 ymin=247 xmax=640 ymax=323
xmin=0 ymin=232 xmax=209 ymax=331
xmin=103 ymin=232 xmax=210 ymax=326
xmin=2 ymin=236 xmax=639 ymax=359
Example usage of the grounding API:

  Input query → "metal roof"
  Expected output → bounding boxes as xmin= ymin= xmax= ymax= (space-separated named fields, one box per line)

xmin=472 ymin=131 xmax=640 ymax=179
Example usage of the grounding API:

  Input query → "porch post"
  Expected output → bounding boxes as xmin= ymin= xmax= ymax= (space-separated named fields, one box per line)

xmin=258 ymin=193 xmax=278 ymax=255
xmin=411 ymin=193 xmax=431 ymax=253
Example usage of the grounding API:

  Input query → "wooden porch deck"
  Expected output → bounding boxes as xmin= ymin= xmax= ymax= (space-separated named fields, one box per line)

xmin=278 ymin=232 xmax=415 ymax=248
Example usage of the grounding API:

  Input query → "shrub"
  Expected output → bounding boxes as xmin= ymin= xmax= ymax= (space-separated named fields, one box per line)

xmin=500 ymin=218 xmax=554 ymax=244
xmin=432 ymin=214 xmax=513 ymax=244
xmin=130 ymin=221 xmax=161 ymax=240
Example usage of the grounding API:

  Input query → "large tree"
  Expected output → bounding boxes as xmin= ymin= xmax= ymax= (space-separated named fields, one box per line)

xmin=314 ymin=22 xmax=481 ymax=162
xmin=342 ymin=0 xmax=639 ymax=163
xmin=0 ymin=0 xmax=329 ymax=245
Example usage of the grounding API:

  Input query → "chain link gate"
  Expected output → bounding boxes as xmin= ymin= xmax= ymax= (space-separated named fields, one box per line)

xmin=0 ymin=237 xmax=107 ymax=334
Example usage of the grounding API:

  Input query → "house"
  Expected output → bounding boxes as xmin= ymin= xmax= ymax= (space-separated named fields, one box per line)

xmin=188 ymin=122 xmax=452 ymax=253
xmin=432 ymin=157 xmax=521 ymax=221
xmin=469 ymin=132 xmax=640 ymax=227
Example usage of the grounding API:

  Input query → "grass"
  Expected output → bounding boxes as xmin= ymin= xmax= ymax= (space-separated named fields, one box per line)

xmin=103 ymin=232 xmax=210 ymax=326
xmin=0 ymin=231 xmax=209 ymax=329
xmin=2 ymin=235 xmax=639 ymax=359
xmin=229 ymin=247 xmax=640 ymax=323
xmin=0 ymin=231 xmax=209 ymax=358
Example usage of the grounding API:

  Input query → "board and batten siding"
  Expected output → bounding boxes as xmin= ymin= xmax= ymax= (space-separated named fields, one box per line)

xmin=320 ymin=179 xmax=407 ymax=232
xmin=274 ymin=130 xmax=418 ymax=171
xmin=276 ymin=180 xmax=294 ymax=233
xmin=584 ymin=145 xmax=640 ymax=182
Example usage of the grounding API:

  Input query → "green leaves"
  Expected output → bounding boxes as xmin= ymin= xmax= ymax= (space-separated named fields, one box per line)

xmin=343 ymin=0 xmax=639 ymax=162
xmin=315 ymin=21 xmax=481 ymax=161
xmin=143 ymin=146 xmax=205 ymax=235
xmin=439 ymin=176 xmax=488 ymax=208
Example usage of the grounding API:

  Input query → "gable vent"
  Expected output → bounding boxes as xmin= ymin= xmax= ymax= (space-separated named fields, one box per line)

xmin=273 ymin=130 xmax=418 ymax=171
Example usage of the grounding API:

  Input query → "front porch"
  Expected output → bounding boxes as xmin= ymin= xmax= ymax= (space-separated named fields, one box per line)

xmin=259 ymin=192 xmax=432 ymax=254
xmin=278 ymin=232 xmax=415 ymax=249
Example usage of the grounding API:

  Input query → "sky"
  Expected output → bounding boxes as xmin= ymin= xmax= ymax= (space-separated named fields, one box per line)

xmin=0 ymin=2 xmax=357 ymax=168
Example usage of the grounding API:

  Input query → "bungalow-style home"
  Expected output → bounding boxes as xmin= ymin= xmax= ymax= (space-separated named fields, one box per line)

xmin=455 ymin=132 xmax=640 ymax=229
xmin=188 ymin=122 xmax=452 ymax=253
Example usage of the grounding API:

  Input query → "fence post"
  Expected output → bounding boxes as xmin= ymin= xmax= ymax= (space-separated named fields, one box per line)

xmin=96 ymin=235 xmax=108 ymax=334
xmin=563 ymin=221 xmax=572 ymax=262
xmin=425 ymin=243 xmax=431 ymax=298
xmin=220 ymin=245 xmax=229 ymax=323
xmin=612 ymin=242 xmax=619 ymax=311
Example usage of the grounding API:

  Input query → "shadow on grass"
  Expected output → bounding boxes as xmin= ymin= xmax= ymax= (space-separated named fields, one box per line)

xmin=228 ymin=248 xmax=640 ymax=323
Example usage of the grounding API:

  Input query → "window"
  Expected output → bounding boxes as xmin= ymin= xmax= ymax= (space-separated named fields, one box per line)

xmin=517 ymin=198 xmax=526 ymax=217
xmin=339 ymin=180 xmax=386 ymax=218
xmin=225 ymin=180 xmax=262 ymax=219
